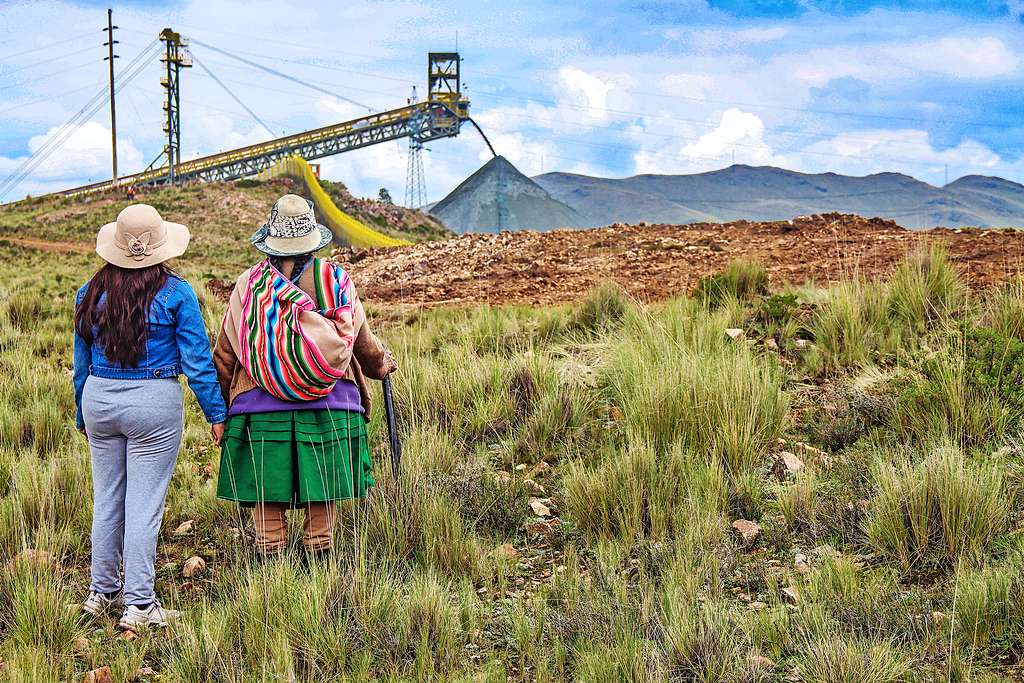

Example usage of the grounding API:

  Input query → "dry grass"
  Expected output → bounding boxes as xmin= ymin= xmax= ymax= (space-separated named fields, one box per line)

xmin=0 ymin=207 xmax=1021 ymax=681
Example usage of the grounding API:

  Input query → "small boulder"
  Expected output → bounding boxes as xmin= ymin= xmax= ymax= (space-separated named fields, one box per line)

xmin=173 ymin=520 xmax=195 ymax=536
xmin=529 ymin=498 xmax=553 ymax=517
xmin=780 ymin=586 xmax=799 ymax=605
xmin=526 ymin=518 xmax=560 ymax=538
xmin=493 ymin=471 xmax=512 ymax=487
xmin=773 ymin=451 xmax=804 ymax=480
xmin=182 ymin=556 xmax=206 ymax=578
xmin=749 ymin=654 xmax=777 ymax=672
xmin=725 ymin=328 xmax=745 ymax=341
xmin=731 ymin=519 xmax=761 ymax=548
xmin=522 ymin=479 xmax=545 ymax=495
xmin=11 ymin=548 xmax=52 ymax=568
xmin=492 ymin=543 xmax=519 ymax=560
xmin=83 ymin=667 xmax=113 ymax=683
xmin=765 ymin=338 xmax=779 ymax=351
xmin=748 ymin=601 xmax=768 ymax=611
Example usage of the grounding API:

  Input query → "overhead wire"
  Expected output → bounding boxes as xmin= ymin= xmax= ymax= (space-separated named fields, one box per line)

xmin=191 ymin=54 xmax=276 ymax=138
xmin=189 ymin=40 xmax=377 ymax=112
xmin=0 ymin=44 xmax=101 ymax=75
xmin=0 ymin=30 xmax=99 ymax=62
xmin=0 ymin=40 xmax=160 ymax=199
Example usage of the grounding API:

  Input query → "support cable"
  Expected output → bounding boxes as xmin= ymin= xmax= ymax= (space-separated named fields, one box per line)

xmin=190 ymin=39 xmax=375 ymax=112
xmin=0 ymin=41 xmax=159 ymax=199
xmin=191 ymin=54 xmax=275 ymax=138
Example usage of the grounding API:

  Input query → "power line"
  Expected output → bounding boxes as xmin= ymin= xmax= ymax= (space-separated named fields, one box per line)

xmin=189 ymin=39 xmax=376 ymax=112
xmin=0 ymin=30 xmax=98 ymax=62
xmin=0 ymin=62 xmax=97 ymax=92
xmin=0 ymin=41 xmax=159 ymax=199
xmin=191 ymin=54 xmax=275 ymax=138
xmin=474 ymin=93 xmax=1020 ymax=169
xmin=0 ymin=45 xmax=100 ymax=76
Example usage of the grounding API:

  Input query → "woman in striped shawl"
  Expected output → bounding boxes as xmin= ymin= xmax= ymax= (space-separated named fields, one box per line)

xmin=212 ymin=194 xmax=395 ymax=557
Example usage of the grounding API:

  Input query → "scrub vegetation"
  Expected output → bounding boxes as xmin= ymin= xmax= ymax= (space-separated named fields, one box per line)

xmin=0 ymin=197 xmax=1022 ymax=681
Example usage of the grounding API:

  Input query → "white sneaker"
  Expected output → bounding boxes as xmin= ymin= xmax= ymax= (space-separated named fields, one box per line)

xmin=82 ymin=590 xmax=122 ymax=617
xmin=117 ymin=601 xmax=180 ymax=630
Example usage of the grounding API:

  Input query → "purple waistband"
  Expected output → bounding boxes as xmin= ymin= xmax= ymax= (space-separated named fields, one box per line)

xmin=228 ymin=380 xmax=364 ymax=417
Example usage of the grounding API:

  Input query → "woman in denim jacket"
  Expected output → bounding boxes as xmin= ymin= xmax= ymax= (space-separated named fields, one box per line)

xmin=73 ymin=204 xmax=226 ymax=631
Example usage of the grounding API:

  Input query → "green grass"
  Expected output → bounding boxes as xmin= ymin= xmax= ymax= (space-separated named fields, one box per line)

xmin=0 ymin=219 xmax=1022 ymax=681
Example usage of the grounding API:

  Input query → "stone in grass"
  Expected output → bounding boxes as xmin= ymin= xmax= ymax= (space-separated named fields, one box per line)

xmin=749 ymin=654 xmax=777 ymax=671
xmin=731 ymin=519 xmax=761 ymax=548
xmin=182 ymin=556 xmax=206 ymax=578
xmin=773 ymin=451 xmax=804 ymax=480
xmin=526 ymin=518 xmax=560 ymax=538
xmin=780 ymin=586 xmax=799 ymax=605
xmin=83 ymin=666 xmax=113 ymax=683
xmin=522 ymin=478 xmax=546 ymax=495
xmin=725 ymin=328 xmax=745 ymax=341
xmin=529 ymin=498 xmax=553 ymax=517
xmin=492 ymin=543 xmax=519 ymax=560
xmin=173 ymin=520 xmax=195 ymax=536
xmin=7 ymin=548 xmax=52 ymax=570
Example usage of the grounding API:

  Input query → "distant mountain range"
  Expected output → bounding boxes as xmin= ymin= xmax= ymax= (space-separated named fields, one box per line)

xmin=431 ymin=156 xmax=582 ymax=233
xmin=532 ymin=165 xmax=1024 ymax=229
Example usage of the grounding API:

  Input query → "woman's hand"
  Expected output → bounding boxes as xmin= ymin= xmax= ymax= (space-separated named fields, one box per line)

xmin=211 ymin=422 xmax=225 ymax=445
xmin=383 ymin=346 xmax=398 ymax=375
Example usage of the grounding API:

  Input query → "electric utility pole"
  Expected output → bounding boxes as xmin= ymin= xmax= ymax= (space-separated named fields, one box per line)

xmin=103 ymin=8 xmax=119 ymax=181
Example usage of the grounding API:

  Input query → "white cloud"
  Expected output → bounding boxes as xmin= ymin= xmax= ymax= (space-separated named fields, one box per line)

xmin=557 ymin=66 xmax=614 ymax=119
xmin=778 ymin=128 xmax=1005 ymax=179
xmin=630 ymin=108 xmax=774 ymax=175
xmin=681 ymin=108 xmax=770 ymax=161
xmin=0 ymin=121 xmax=143 ymax=183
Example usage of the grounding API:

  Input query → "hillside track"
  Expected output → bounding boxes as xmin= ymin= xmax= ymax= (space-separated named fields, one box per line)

xmin=333 ymin=214 xmax=1024 ymax=307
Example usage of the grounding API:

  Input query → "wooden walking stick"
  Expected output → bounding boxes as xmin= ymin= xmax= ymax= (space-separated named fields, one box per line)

xmin=382 ymin=375 xmax=402 ymax=478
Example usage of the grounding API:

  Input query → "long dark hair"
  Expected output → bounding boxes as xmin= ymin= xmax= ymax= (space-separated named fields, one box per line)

xmin=74 ymin=262 xmax=170 ymax=368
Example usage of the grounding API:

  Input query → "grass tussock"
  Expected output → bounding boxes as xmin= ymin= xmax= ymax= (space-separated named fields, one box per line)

xmin=864 ymin=444 xmax=1007 ymax=572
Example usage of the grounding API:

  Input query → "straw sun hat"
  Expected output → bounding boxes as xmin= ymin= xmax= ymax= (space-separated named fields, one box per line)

xmin=96 ymin=204 xmax=191 ymax=269
xmin=251 ymin=194 xmax=333 ymax=257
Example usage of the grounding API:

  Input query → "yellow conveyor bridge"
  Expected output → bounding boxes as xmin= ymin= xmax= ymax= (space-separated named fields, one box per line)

xmin=58 ymin=53 xmax=469 ymax=200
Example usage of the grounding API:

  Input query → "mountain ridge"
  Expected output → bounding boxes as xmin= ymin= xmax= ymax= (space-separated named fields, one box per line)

xmin=430 ymin=156 xmax=582 ymax=233
xmin=532 ymin=164 xmax=1024 ymax=229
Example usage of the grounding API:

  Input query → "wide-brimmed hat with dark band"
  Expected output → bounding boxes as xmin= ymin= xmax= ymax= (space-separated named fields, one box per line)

xmin=251 ymin=194 xmax=333 ymax=256
xmin=96 ymin=204 xmax=191 ymax=269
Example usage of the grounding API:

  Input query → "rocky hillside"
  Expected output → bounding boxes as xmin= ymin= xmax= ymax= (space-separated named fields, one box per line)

xmin=534 ymin=164 xmax=1024 ymax=229
xmin=318 ymin=178 xmax=452 ymax=242
xmin=334 ymin=213 xmax=1024 ymax=307
xmin=430 ymin=156 xmax=582 ymax=233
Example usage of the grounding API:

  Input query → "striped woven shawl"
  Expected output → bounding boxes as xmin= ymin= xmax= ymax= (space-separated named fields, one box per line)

xmin=236 ymin=258 xmax=353 ymax=401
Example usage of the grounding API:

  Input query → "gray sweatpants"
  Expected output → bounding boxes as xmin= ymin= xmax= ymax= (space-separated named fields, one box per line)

xmin=82 ymin=375 xmax=183 ymax=606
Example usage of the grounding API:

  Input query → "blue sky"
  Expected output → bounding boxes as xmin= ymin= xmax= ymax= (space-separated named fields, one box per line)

xmin=1 ymin=0 xmax=1022 ymax=202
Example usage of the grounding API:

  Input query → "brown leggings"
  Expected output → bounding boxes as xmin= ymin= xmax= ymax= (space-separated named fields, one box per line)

xmin=250 ymin=502 xmax=337 ymax=554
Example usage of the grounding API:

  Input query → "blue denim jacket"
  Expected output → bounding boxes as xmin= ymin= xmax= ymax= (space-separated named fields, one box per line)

xmin=73 ymin=275 xmax=228 ymax=429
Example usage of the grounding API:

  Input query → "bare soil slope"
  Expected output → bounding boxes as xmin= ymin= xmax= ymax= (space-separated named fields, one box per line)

xmin=335 ymin=213 xmax=1024 ymax=307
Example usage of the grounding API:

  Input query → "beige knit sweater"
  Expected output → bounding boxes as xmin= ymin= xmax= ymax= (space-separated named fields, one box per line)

xmin=213 ymin=259 xmax=394 ymax=420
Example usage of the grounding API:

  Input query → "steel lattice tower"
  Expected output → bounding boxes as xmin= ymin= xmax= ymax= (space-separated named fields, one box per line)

xmin=159 ymin=28 xmax=191 ymax=183
xmin=404 ymin=87 xmax=428 ymax=209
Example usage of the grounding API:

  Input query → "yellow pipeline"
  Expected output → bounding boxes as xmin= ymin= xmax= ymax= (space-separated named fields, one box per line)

xmin=258 ymin=155 xmax=408 ymax=248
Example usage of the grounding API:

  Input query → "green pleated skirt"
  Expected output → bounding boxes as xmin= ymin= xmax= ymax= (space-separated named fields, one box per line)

xmin=216 ymin=409 xmax=374 ymax=505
